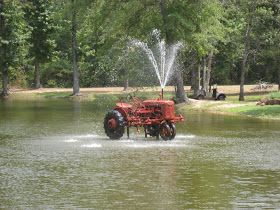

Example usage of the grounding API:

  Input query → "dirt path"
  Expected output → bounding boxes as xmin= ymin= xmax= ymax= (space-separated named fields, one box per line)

xmin=11 ymin=87 xmax=125 ymax=94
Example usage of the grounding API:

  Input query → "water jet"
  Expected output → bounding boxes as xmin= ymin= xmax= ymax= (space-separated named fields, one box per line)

xmin=130 ymin=29 xmax=183 ymax=91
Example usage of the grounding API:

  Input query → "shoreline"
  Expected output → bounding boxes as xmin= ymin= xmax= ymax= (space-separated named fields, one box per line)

xmin=3 ymin=86 xmax=280 ymax=121
xmin=181 ymin=98 xmax=280 ymax=121
xmin=7 ymin=84 xmax=278 ymax=94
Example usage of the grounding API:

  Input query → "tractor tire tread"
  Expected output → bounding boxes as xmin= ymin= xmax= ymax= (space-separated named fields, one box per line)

xmin=104 ymin=110 xmax=125 ymax=139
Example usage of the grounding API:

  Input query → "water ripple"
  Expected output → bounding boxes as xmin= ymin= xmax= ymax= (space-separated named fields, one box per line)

xmin=81 ymin=143 xmax=102 ymax=148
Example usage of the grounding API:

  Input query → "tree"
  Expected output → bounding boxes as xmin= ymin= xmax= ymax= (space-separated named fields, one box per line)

xmin=222 ymin=0 xmax=280 ymax=100
xmin=78 ymin=0 xmax=119 ymax=88
xmin=0 ymin=0 xmax=8 ymax=96
xmin=159 ymin=0 xmax=187 ymax=102
xmin=258 ymin=0 xmax=280 ymax=91
xmin=0 ymin=0 xmax=26 ymax=96
xmin=71 ymin=0 xmax=79 ymax=95
xmin=51 ymin=0 xmax=92 ymax=93
xmin=205 ymin=51 xmax=214 ymax=93
xmin=24 ymin=0 xmax=54 ymax=89
xmin=2 ymin=0 xmax=279 ymax=92
xmin=238 ymin=1 xmax=257 ymax=101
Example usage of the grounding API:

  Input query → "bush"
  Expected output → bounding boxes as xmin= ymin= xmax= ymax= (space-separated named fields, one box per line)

xmin=46 ymin=80 xmax=57 ymax=88
xmin=10 ymin=69 xmax=28 ymax=88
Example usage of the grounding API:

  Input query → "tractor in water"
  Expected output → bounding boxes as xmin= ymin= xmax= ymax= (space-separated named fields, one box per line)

xmin=104 ymin=92 xmax=184 ymax=140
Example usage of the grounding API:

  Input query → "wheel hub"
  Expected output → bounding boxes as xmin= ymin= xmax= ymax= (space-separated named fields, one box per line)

xmin=108 ymin=118 xmax=117 ymax=129
xmin=161 ymin=126 xmax=171 ymax=137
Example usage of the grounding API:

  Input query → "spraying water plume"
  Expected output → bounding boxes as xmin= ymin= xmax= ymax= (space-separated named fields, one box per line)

xmin=130 ymin=29 xmax=183 ymax=89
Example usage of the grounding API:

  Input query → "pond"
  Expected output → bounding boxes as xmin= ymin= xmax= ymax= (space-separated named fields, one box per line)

xmin=0 ymin=99 xmax=279 ymax=209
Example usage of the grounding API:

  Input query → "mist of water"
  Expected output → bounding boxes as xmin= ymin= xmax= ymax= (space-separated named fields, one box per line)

xmin=131 ymin=29 xmax=183 ymax=88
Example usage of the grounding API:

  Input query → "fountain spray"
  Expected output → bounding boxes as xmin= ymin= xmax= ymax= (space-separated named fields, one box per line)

xmin=131 ymin=29 xmax=183 ymax=101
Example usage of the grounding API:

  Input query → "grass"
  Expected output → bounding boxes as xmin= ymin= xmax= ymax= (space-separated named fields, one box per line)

xmin=226 ymin=104 xmax=280 ymax=119
xmin=226 ymin=94 xmax=263 ymax=102
xmin=225 ymin=91 xmax=280 ymax=103
xmin=269 ymin=91 xmax=280 ymax=99
xmin=184 ymin=91 xmax=280 ymax=120
xmin=226 ymin=91 xmax=280 ymax=119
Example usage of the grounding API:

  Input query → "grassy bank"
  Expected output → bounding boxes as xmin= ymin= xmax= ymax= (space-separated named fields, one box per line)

xmin=180 ymin=91 xmax=280 ymax=120
xmin=4 ymin=86 xmax=280 ymax=120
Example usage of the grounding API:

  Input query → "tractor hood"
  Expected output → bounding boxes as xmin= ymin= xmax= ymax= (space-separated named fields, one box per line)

xmin=143 ymin=100 xmax=174 ymax=106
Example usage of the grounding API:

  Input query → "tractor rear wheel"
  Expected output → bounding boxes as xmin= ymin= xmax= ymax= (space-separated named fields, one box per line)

xmin=168 ymin=123 xmax=176 ymax=140
xmin=104 ymin=110 xmax=125 ymax=139
xmin=159 ymin=123 xmax=172 ymax=140
xmin=147 ymin=125 xmax=160 ymax=137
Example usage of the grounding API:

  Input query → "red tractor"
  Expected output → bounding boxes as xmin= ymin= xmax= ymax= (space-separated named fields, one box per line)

xmin=104 ymin=95 xmax=184 ymax=140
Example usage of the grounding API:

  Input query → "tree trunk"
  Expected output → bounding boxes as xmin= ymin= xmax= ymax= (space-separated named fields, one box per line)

xmin=278 ymin=69 xmax=280 ymax=91
xmin=191 ymin=66 xmax=196 ymax=90
xmin=0 ymin=0 xmax=8 ymax=97
xmin=239 ymin=55 xmax=247 ymax=101
xmin=239 ymin=2 xmax=255 ymax=101
xmin=1 ymin=64 xmax=9 ymax=97
xmin=173 ymin=61 xmax=187 ymax=103
xmin=123 ymin=78 xmax=129 ymax=91
xmin=239 ymin=23 xmax=251 ymax=101
xmin=202 ymin=57 xmax=207 ymax=91
xmin=193 ymin=61 xmax=201 ymax=96
xmin=34 ymin=61 xmax=41 ymax=89
xmin=205 ymin=50 xmax=214 ymax=93
xmin=159 ymin=0 xmax=187 ymax=103
xmin=71 ymin=0 xmax=80 ymax=96
xmin=198 ymin=60 xmax=201 ymax=90
xmin=175 ymin=70 xmax=187 ymax=103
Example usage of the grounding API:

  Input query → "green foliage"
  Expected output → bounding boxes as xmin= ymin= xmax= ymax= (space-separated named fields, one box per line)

xmin=10 ymin=69 xmax=28 ymax=88
xmin=0 ymin=0 xmax=28 ymax=67
xmin=41 ymin=51 xmax=72 ymax=87
xmin=24 ymin=0 xmax=54 ymax=64
xmin=1 ymin=0 xmax=280 ymax=90
xmin=213 ymin=0 xmax=280 ymax=85
xmin=0 ymin=0 xmax=29 ymax=94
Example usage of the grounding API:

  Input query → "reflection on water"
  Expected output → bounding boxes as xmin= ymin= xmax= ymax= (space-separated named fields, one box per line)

xmin=0 ymin=99 xmax=279 ymax=209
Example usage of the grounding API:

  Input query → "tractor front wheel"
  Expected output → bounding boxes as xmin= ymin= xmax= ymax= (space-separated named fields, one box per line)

xmin=104 ymin=110 xmax=125 ymax=139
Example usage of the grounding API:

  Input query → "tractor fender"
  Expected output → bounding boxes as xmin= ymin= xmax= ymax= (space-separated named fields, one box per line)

xmin=114 ymin=107 xmax=129 ymax=122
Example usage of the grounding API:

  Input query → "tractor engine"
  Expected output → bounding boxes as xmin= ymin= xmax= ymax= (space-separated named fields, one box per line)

xmin=104 ymin=97 xmax=184 ymax=140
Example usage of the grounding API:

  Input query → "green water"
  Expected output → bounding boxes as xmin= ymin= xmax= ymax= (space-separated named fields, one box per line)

xmin=0 ymin=99 xmax=279 ymax=209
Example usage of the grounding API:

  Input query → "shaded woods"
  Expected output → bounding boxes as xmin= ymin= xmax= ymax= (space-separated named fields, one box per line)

xmin=1 ymin=0 xmax=280 ymax=101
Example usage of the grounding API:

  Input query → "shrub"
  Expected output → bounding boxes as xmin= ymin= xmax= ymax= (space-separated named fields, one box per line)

xmin=46 ymin=80 xmax=57 ymax=88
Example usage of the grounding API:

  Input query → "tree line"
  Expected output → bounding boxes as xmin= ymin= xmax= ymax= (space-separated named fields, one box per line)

xmin=0 ymin=0 xmax=279 ymax=102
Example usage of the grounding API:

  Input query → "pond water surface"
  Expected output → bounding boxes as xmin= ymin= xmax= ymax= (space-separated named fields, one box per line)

xmin=0 ymin=99 xmax=279 ymax=209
